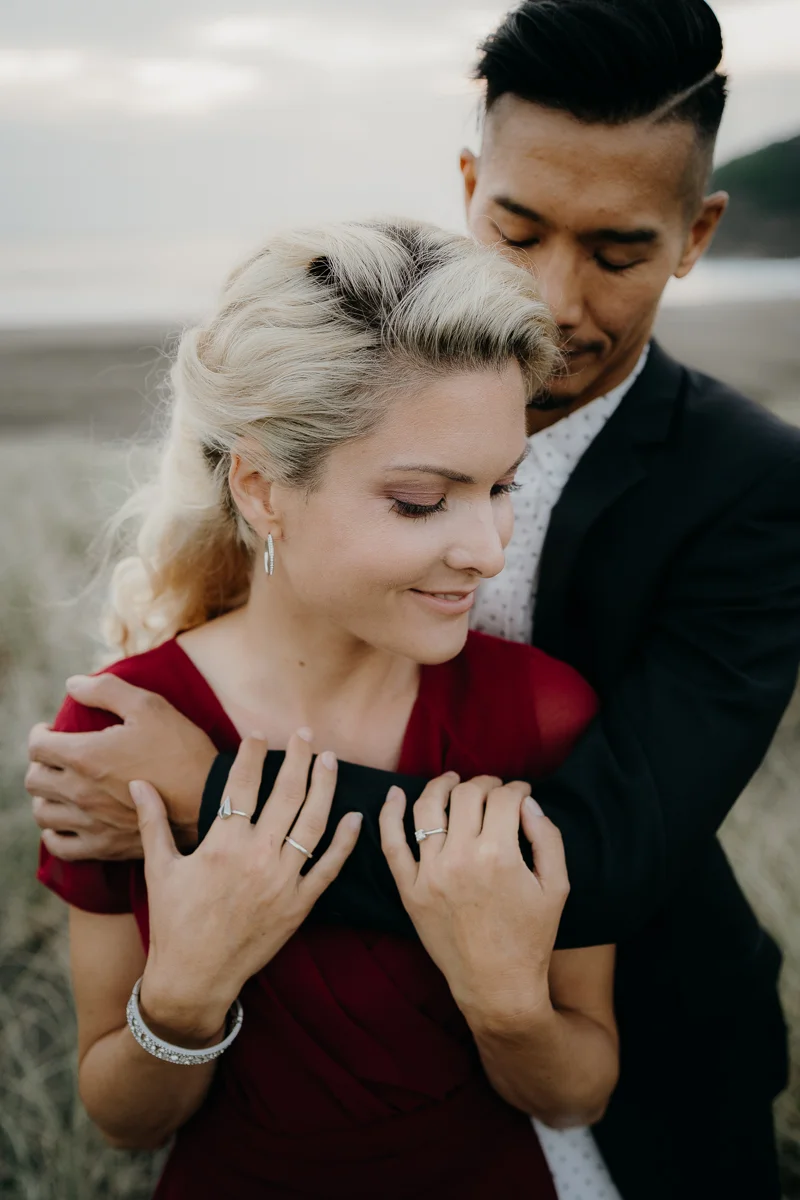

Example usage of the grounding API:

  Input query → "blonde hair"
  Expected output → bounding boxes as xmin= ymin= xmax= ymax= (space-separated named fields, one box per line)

xmin=106 ymin=219 xmax=558 ymax=655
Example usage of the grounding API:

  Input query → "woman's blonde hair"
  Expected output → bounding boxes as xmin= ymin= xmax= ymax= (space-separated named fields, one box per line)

xmin=106 ymin=219 xmax=558 ymax=655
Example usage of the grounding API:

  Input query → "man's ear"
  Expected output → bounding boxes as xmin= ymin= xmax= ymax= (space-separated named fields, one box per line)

xmin=674 ymin=190 xmax=728 ymax=279
xmin=460 ymin=149 xmax=479 ymax=218
xmin=228 ymin=451 xmax=279 ymax=541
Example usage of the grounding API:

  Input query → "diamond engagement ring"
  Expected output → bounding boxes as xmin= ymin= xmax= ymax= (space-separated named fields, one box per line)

xmin=218 ymin=796 xmax=251 ymax=820
xmin=414 ymin=827 xmax=448 ymax=843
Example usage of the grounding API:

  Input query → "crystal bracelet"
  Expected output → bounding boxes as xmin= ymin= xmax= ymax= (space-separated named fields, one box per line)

xmin=126 ymin=977 xmax=244 ymax=1066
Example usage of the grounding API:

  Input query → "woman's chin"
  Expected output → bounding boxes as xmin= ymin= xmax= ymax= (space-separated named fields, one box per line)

xmin=397 ymin=618 xmax=471 ymax=666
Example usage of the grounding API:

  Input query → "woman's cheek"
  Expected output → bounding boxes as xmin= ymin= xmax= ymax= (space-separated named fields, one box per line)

xmin=496 ymin=496 xmax=516 ymax=550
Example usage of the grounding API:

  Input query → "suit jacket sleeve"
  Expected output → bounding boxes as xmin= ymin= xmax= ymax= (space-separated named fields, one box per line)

xmin=541 ymin=451 xmax=800 ymax=947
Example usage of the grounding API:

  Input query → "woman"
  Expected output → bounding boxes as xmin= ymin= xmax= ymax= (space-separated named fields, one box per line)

xmin=38 ymin=220 xmax=617 ymax=1199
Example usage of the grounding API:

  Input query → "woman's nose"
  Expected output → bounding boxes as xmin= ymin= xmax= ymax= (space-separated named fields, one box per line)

xmin=444 ymin=512 xmax=507 ymax=580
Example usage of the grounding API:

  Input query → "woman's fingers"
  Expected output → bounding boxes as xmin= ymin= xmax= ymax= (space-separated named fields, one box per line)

xmin=479 ymin=780 xmax=532 ymax=847
xmin=129 ymin=779 xmax=180 ymax=871
xmin=205 ymin=734 xmax=267 ymax=846
xmin=379 ymin=786 xmax=418 ymax=892
xmin=301 ymin=810 xmax=363 ymax=901
xmin=445 ymin=775 xmax=502 ymax=848
xmin=520 ymin=798 xmax=570 ymax=895
xmin=282 ymin=749 xmax=338 ymax=864
xmin=410 ymin=773 xmax=458 ymax=860
xmin=255 ymin=730 xmax=314 ymax=843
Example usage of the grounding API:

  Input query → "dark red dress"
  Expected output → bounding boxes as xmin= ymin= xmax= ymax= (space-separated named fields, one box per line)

xmin=39 ymin=631 xmax=597 ymax=1199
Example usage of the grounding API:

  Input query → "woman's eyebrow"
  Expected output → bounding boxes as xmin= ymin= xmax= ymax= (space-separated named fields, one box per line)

xmin=389 ymin=449 xmax=528 ymax=486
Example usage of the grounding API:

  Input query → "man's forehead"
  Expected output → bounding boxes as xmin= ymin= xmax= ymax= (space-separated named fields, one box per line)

xmin=481 ymin=95 xmax=696 ymax=217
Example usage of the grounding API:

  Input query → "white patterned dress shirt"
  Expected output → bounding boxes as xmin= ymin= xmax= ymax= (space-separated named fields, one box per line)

xmin=470 ymin=346 xmax=650 ymax=1200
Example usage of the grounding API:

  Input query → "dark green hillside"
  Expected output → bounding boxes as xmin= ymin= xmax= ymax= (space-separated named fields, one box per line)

xmin=709 ymin=134 xmax=800 ymax=257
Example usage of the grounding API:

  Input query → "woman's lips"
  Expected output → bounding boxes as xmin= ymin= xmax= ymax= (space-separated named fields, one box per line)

xmin=410 ymin=589 xmax=476 ymax=616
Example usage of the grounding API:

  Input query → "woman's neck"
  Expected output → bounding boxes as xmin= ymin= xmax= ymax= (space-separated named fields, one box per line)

xmin=178 ymin=572 xmax=420 ymax=769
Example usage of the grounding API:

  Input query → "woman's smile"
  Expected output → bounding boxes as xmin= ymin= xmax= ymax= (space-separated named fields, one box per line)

xmin=408 ymin=588 xmax=478 ymax=616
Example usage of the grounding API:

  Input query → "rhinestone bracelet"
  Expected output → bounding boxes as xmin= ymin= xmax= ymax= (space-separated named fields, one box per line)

xmin=126 ymin=977 xmax=244 ymax=1066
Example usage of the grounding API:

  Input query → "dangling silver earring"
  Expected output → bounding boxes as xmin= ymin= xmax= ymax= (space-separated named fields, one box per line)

xmin=264 ymin=532 xmax=275 ymax=577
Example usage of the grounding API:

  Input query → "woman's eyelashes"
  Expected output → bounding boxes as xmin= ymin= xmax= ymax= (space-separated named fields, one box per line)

xmin=391 ymin=482 xmax=520 ymax=521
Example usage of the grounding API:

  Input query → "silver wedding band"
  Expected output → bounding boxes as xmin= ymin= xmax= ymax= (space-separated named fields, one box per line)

xmin=218 ymin=796 xmax=251 ymax=821
xmin=415 ymin=827 xmax=448 ymax=843
xmin=284 ymin=835 xmax=314 ymax=860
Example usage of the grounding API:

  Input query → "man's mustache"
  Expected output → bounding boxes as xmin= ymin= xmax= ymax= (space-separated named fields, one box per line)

xmin=527 ymin=338 xmax=605 ymax=412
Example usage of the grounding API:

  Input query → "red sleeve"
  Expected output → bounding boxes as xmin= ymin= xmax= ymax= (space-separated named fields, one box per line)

xmin=530 ymin=653 xmax=599 ymax=778
xmin=36 ymin=694 xmax=135 ymax=914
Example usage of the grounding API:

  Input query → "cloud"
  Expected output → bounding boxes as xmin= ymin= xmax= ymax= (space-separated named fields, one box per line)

xmin=0 ymin=50 xmax=260 ymax=116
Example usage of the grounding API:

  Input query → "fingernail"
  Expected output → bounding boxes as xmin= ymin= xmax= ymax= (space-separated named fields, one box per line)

xmin=387 ymin=786 xmax=404 ymax=803
xmin=65 ymin=675 xmax=87 ymax=689
xmin=525 ymin=796 xmax=543 ymax=817
xmin=129 ymin=781 xmax=146 ymax=806
xmin=346 ymin=812 xmax=363 ymax=830
xmin=250 ymin=730 xmax=267 ymax=741
xmin=297 ymin=727 xmax=313 ymax=743
xmin=321 ymin=750 xmax=337 ymax=770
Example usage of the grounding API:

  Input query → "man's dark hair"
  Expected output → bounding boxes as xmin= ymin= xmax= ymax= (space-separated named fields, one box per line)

xmin=475 ymin=0 xmax=727 ymax=148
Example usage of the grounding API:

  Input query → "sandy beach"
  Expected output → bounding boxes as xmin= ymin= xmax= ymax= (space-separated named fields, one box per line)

xmin=1 ymin=298 xmax=798 ymax=437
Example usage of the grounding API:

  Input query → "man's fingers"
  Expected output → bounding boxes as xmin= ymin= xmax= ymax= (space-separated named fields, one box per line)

xmin=301 ymin=811 xmax=363 ymax=900
xmin=25 ymin=761 xmax=71 ymax=802
xmin=31 ymin=795 xmax=92 ymax=833
xmin=27 ymin=725 xmax=107 ymax=776
xmin=520 ymin=798 xmax=570 ymax=895
xmin=65 ymin=672 xmax=164 ymax=721
xmin=41 ymin=827 xmax=91 ymax=861
xmin=130 ymin=780 xmax=180 ymax=869
xmin=379 ymin=787 xmax=417 ymax=893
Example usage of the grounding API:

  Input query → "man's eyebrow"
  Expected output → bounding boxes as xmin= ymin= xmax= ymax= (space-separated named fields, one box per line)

xmin=590 ymin=227 xmax=659 ymax=245
xmin=493 ymin=198 xmax=658 ymax=246
xmin=493 ymin=196 xmax=548 ymax=225
xmin=390 ymin=450 xmax=528 ymax=486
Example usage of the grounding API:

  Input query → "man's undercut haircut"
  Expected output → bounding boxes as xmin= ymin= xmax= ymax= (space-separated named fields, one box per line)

xmin=476 ymin=0 xmax=727 ymax=175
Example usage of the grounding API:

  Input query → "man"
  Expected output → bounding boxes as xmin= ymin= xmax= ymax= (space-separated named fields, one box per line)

xmin=26 ymin=2 xmax=800 ymax=1198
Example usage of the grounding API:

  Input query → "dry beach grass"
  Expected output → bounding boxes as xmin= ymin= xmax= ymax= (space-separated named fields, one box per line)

xmin=0 ymin=300 xmax=799 ymax=1197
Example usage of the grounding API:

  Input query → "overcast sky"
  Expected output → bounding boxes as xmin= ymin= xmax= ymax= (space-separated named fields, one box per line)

xmin=1 ymin=0 xmax=799 ymax=253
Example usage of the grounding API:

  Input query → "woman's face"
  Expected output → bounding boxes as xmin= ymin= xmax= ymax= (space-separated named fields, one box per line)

xmin=265 ymin=364 xmax=528 ymax=665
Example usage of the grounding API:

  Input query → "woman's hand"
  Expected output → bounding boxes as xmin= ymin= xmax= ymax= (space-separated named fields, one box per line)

xmin=379 ymin=774 xmax=569 ymax=1029
xmin=130 ymin=732 xmax=362 ymax=1044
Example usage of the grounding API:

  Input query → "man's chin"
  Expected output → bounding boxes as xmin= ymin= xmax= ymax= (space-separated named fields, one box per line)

xmin=532 ymin=358 xmax=605 ymax=411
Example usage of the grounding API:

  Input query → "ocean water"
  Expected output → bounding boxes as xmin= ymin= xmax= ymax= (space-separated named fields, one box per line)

xmin=0 ymin=239 xmax=798 ymax=329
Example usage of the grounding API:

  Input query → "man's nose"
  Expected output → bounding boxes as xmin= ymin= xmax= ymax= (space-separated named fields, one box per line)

xmin=534 ymin=247 xmax=585 ymax=331
xmin=445 ymin=510 xmax=507 ymax=581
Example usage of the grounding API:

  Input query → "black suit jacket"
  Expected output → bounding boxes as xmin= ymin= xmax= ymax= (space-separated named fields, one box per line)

xmin=202 ymin=343 xmax=800 ymax=1200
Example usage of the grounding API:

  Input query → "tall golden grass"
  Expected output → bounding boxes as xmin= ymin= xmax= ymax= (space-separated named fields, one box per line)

xmin=1 ymin=431 xmax=798 ymax=1198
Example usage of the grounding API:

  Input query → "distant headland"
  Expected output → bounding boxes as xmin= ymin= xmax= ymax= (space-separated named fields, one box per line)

xmin=710 ymin=134 xmax=800 ymax=258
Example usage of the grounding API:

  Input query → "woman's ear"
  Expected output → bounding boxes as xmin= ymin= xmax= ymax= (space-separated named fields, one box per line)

xmin=228 ymin=451 xmax=279 ymax=540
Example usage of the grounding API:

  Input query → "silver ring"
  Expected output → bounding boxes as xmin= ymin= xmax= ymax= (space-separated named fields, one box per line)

xmin=414 ymin=827 xmax=448 ymax=843
xmin=284 ymin=835 xmax=313 ymax=860
xmin=218 ymin=796 xmax=251 ymax=821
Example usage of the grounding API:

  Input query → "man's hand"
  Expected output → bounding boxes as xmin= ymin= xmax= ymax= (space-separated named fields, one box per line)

xmin=26 ymin=674 xmax=218 ymax=862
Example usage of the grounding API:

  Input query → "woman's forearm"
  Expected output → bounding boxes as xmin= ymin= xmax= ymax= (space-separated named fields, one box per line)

xmin=78 ymin=993 xmax=226 ymax=1148
xmin=468 ymin=1000 xmax=619 ymax=1128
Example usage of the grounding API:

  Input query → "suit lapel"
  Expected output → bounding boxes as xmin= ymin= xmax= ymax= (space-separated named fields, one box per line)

xmin=533 ymin=342 xmax=685 ymax=648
